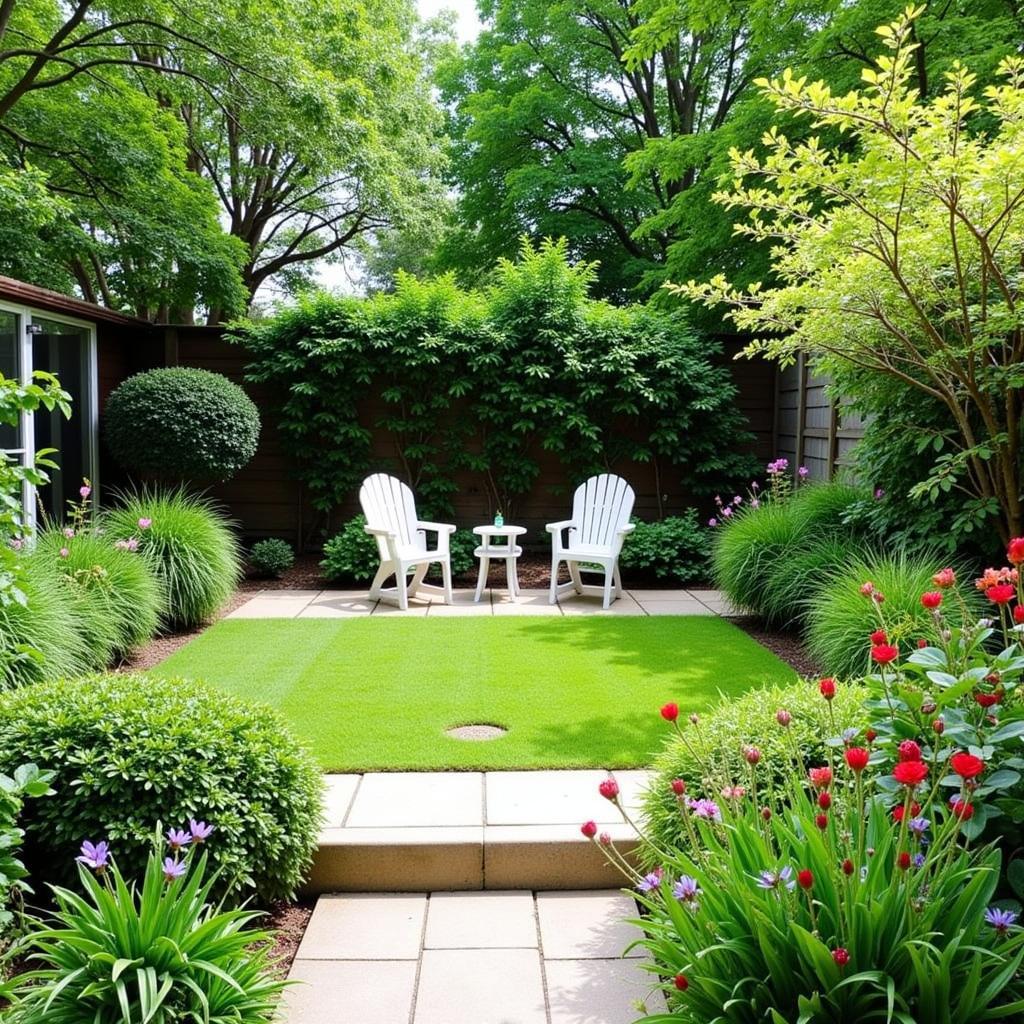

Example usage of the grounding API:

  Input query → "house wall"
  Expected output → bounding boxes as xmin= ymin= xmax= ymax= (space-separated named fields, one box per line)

xmin=171 ymin=327 xmax=778 ymax=549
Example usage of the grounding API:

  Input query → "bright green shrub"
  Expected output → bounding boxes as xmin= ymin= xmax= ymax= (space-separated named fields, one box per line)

xmin=104 ymin=367 xmax=259 ymax=482
xmin=642 ymin=679 xmax=867 ymax=863
xmin=0 ymin=673 xmax=323 ymax=903
xmin=0 ymin=763 xmax=53 ymax=937
xmin=248 ymin=537 xmax=294 ymax=578
xmin=711 ymin=482 xmax=866 ymax=622
xmin=805 ymin=551 xmax=980 ymax=678
xmin=618 ymin=512 xmax=710 ymax=584
xmin=104 ymin=488 xmax=241 ymax=629
xmin=321 ymin=514 xmax=381 ymax=582
xmin=34 ymin=529 xmax=164 ymax=658
xmin=9 ymin=836 xmax=285 ymax=1023
xmin=0 ymin=562 xmax=93 ymax=688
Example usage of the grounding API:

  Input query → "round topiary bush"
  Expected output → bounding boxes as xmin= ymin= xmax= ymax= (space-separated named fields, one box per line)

xmin=248 ymin=538 xmax=295 ymax=579
xmin=34 ymin=529 xmax=165 ymax=659
xmin=104 ymin=488 xmax=241 ymax=629
xmin=0 ymin=673 xmax=323 ymax=902
xmin=641 ymin=678 xmax=868 ymax=864
xmin=104 ymin=367 xmax=259 ymax=482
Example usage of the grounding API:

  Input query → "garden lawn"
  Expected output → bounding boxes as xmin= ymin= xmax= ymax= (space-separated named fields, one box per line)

xmin=153 ymin=616 xmax=794 ymax=770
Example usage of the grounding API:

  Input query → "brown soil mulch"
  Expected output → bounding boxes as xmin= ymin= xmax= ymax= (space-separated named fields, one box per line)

xmin=265 ymin=900 xmax=314 ymax=977
xmin=727 ymin=617 xmax=820 ymax=676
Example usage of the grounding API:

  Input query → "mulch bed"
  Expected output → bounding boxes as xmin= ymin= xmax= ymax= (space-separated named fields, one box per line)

xmin=265 ymin=899 xmax=314 ymax=977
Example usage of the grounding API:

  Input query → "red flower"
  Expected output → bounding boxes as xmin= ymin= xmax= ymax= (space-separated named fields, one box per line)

xmin=974 ymin=691 xmax=1002 ymax=708
xmin=598 ymin=778 xmax=619 ymax=801
xmin=815 ymin=813 xmax=829 ymax=830
xmin=797 ymin=869 xmax=814 ymax=890
xmin=832 ymin=948 xmax=850 ymax=967
xmin=808 ymin=766 xmax=833 ymax=789
xmin=1008 ymin=538 xmax=1024 ymax=565
xmin=845 ymin=747 xmax=870 ymax=772
xmin=893 ymin=802 xmax=920 ymax=823
xmin=860 ymin=581 xmax=875 ymax=596
xmin=921 ymin=591 xmax=943 ymax=609
xmin=870 ymin=629 xmax=888 ymax=645
xmin=897 ymin=740 xmax=922 ymax=762
xmin=841 ymin=858 xmax=854 ymax=876
xmin=818 ymin=792 xmax=832 ymax=810
xmin=986 ymin=584 xmax=1016 ymax=605
xmin=897 ymin=851 xmax=912 ymax=871
xmin=743 ymin=745 xmax=761 ymax=765
xmin=1015 ymin=605 xmax=1024 ymax=624
xmin=917 ymin=638 xmax=928 ymax=649
xmin=871 ymin=644 xmax=899 ymax=665
xmin=893 ymin=761 xmax=928 ymax=786
xmin=865 ymin=728 xmax=877 ymax=744
xmin=761 ymin=806 xmax=772 ymax=821
xmin=580 ymin=820 xmax=597 ymax=839
xmin=932 ymin=567 xmax=956 ymax=588
xmin=932 ymin=718 xmax=945 ymax=734
xmin=819 ymin=678 xmax=836 ymax=700
xmin=949 ymin=797 xmax=974 ymax=821
xmin=950 ymin=751 xmax=985 ymax=779
xmin=673 ymin=974 xmax=689 ymax=992
xmin=660 ymin=702 xmax=679 ymax=722
xmin=670 ymin=778 xmax=686 ymax=796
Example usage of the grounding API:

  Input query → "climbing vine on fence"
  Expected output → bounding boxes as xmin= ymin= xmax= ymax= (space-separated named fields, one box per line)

xmin=232 ymin=239 xmax=756 ymax=523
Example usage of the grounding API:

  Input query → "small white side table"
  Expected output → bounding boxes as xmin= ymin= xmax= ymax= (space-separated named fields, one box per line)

xmin=473 ymin=525 xmax=527 ymax=603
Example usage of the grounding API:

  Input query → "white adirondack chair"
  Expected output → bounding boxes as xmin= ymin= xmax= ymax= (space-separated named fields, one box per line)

xmin=547 ymin=474 xmax=636 ymax=609
xmin=359 ymin=473 xmax=455 ymax=610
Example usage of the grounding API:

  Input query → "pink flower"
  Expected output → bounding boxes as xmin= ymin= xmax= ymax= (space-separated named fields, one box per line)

xmin=63 ymin=527 xmax=75 ymax=539
xmin=598 ymin=777 xmax=619 ymax=801
xmin=137 ymin=517 xmax=152 ymax=530
xmin=59 ymin=547 xmax=69 ymax=558
xmin=79 ymin=484 xmax=91 ymax=499
xmin=580 ymin=821 xmax=597 ymax=839
xmin=933 ymin=567 xmax=956 ymax=588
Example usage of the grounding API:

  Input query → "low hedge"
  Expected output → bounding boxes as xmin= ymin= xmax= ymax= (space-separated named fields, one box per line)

xmin=0 ymin=673 xmax=323 ymax=902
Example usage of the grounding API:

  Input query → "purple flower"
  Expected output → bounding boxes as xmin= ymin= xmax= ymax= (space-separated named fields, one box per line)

xmin=757 ymin=866 xmax=795 ymax=892
xmin=751 ymin=481 xmax=760 ymax=491
xmin=59 ymin=547 xmax=69 ymax=558
xmin=79 ymin=484 xmax=91 ymax=499
xmin=138 ymin=517 xmax=152 ymax=530
xmin=637 ymin=870 xmax=662 ymax=893
xmin=985 ymin=907 xmax=1019 ymax=935
xmin=687 ymin=798 xmax=722 ymax=822
xmin=76 ymin=840 xmax=110 ymax=872
xmin=722 ymin=507 xmax=732 ymax=518
xmin=797 ymin=466 xmax=809 ymax=478
xmin=708 ymin=518 xmax=717 ymax=527
xmin=732 ymin=495 xmax=742 ymax=506
xmin=913 ymin=853 xmax=925 ymax=869
xmin=750 ymin=498 xmax=760 ymax=508
xmin=189 ymin=819 xmax=214 ymax=843
xmin=841 ymin=727 xmax=859 ymax=743
xmin=162 ymin=857 xmax=187 ymax=882
xmin=166 ymin=828 xmax=191 ymax=851
xmin=673 ymin=875 xmax=701 ymax=902
xmin=874 ymin=488 xmax=886 ymax=500
xmin=114 ymin=537 xmax=140 ymax=552
xmin=908 ymin=816 xmax=930 ymax=837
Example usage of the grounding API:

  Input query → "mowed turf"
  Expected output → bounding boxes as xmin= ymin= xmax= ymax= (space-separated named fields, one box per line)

xmin=153 ymin=616 xmax=795 ymax=771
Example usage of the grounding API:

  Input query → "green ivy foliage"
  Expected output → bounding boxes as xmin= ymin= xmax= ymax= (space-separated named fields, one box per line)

xmin=233 ymin=240 xmax=757 ymax=521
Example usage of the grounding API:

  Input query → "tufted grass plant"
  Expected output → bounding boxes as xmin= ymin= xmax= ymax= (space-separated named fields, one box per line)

xmin=104 ymin=488 xmax=241 ymax=629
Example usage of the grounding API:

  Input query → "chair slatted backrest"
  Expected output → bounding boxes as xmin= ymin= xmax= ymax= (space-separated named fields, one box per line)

xmin=571 ymin=474 xmax=634 ymax=551
xmin=359 ymin=474 xmax=419 ymax=559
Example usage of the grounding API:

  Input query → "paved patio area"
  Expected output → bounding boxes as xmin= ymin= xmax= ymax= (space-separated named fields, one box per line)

xmin=311 ymin=770 xmax=650 ymax=892
xmin=229 ymin=587 xmax=735 ymax=618
xmin=284 ymin=890 xmax=666 ymax=1024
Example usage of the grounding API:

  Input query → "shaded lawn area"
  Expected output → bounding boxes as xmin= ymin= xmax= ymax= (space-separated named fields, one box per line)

xmin=152 ymin=616 xmax=795 ymax=771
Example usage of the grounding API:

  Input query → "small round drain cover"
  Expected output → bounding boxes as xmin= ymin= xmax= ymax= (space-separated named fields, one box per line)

xmin=445 ymin=723 xmax=507 ymax=741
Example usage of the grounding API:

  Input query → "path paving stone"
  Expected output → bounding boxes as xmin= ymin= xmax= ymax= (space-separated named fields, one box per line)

xmin=321 ymin=774 xmax=361 ymax=827
xmin=283 ymin=960 xmax=418 ymax=1023
xmin=294 ymin=894 xmax=426 ymax=960
xmin=545 ymin=958 xmax=662 ymax=1024
xmin=346 ymin=772 xmax=484 ymax=828
xmin=424 ymin=891 xmax=537 ymax=949
xmin=536 ymin=891 xmax=644 ymax=959
xmin=486 ymin=770 xmax=650 ymax=826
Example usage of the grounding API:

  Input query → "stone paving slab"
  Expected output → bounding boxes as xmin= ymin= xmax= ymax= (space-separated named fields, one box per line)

xmin=285 ymin=890 xmax=665 ymax=1024
xmin=229 ymin=586 xmax=731 ymax=617
xmin=346 ymin=772 xmax=484 ymax=828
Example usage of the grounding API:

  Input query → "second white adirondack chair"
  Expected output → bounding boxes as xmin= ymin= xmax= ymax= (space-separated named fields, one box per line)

xmin=547 ymin=474 xmax=636 ymax=609
xmin=359 ymin=473 xmax=455 ymax=610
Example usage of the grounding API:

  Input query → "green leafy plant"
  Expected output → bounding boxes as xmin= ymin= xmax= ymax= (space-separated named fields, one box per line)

xmin=618 ymin=513 xmax=710 ymax=585
xmin=8 ymin=829 xmax=285 ymax=1023
xmin=0 ymin=764 xmax=54 ymax=937
xmin=320 ymin=514 xmax=379 ymax=582
xmin=0 ymin=673 xmax=323 ymax=903
xmin=234 ymin=239 xmax=757 ymax=520
xmin=104 ymin=367 xmax=260 ymax=483
xmin=806 ymin=551 xmax=980 ymax=678
xmin=104 ymin=488 xmax=241 ymax=629
xmin=642 ymin=679 xmax=867 ymax=863
xmin=248 ymin=538 xmax=294 ymax=579
xmin=593 ymin=700 xmax=1024 ymax=1022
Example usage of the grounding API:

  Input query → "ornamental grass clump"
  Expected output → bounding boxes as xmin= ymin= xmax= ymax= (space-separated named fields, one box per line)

xmin=591 ymin=690 xmax=1024 ymax=1021
xmin=7 ymin=826 xmax=285 ymax=1024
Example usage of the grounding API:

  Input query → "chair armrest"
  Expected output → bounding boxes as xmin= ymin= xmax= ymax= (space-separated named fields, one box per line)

xmin=545 ymin=519 xmax=574 ymax=534
xmin=364 ymin=525 xmax=396 ymax=538
xmin=618 ymin=523 xmax=636 ymax=535
xmin=416 ymin=521 xmax=456 ymax=534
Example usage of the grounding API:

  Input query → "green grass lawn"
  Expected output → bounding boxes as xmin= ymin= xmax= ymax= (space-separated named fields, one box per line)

xmin=152 ymin=616 xmax=795 ymax=770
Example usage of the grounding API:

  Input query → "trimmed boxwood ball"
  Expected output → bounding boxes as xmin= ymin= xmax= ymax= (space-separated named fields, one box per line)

xmin=249 ymin=537 xmax=295 ymax=578
xmin=641 ymin=679 xmax=868 ymax=866
xmin=0 ymin=673 xmax=324 ymax=903
xmin=104 ymin=367 xmax=259 ymax=482
xmin=104 ymin=487 xmax=241 ymax=629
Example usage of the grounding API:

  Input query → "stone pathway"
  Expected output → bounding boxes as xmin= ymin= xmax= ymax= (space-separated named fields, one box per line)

xmin=229 ymin=586 xmax=734 ymax=618
xmin=312 ymin=770 xmax=649 ymax=891
xmin=283 ymin=890 xmax=666 ymax=1024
